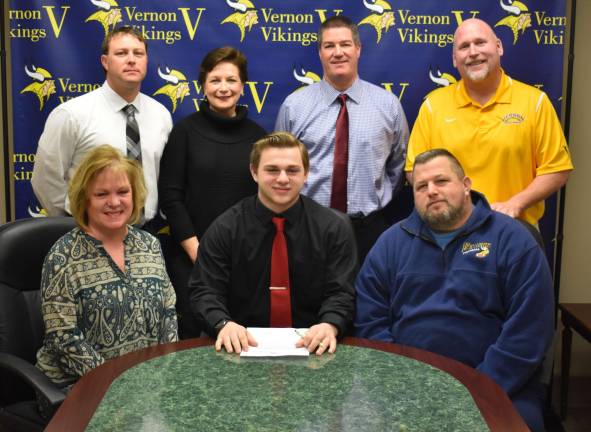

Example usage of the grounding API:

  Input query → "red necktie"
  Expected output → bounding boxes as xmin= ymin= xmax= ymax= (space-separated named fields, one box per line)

xmin=330 ymin=94 xmax=348 ymax=213
xmin=270 ymin=217 xmax=292 ymax=327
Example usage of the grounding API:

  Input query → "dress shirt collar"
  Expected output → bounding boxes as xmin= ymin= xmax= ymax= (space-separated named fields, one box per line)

xmin=455 ymin=69 xmax=512 ymax=109
xmin=254 ymin=196 xmax=303 ymax=227
xmin=319 ymin=78 xmax=363 ymax=106
xmin=102 ymin=81 xmax=142 ymax=113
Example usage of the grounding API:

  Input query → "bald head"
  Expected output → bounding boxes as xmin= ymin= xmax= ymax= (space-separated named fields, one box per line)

xmin=453 ymin=19 xmax=497 ymax=49
xmin=452 ymin=18 xmax=503 ymax=86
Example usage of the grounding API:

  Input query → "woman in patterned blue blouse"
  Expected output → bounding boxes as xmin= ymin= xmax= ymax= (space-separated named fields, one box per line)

xmin=36 ymin=145 xmax=178 ymax=386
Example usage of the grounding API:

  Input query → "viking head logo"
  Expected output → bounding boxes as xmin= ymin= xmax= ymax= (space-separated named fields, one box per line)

xmin=221 ymin=0 xmax=259 ymax=42
xmin=429 ymin=67 xmax=457 ymax=88
xmin=27 ymin=205 xmax=47 ymax=218
xmin=20 ymin=65 xmax=56 ymax=110
xmin=153 ymin=67 xmax=190 ymax=113
xmin=494 ymin=0 xmax=532 ymax=45
xmin=292 ymin=65 xmax=321 ymax=92
xmin=358 ymin=0 xmax=395 ymax=43
xmin=85 ymin=0 xmax=122 ymax=38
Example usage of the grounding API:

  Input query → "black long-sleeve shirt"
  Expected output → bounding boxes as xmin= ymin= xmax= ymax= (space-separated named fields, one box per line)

xmin=189 ymin=195 xmax=357 ymax=336
xmin=158 ymin=102 xmax=266 ymax=243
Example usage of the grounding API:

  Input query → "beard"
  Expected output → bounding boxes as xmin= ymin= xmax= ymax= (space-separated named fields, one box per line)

xmin=463 ymin=56 xmax=502 ymax=84
xmin=465 ymin=63 xmax=490 ymax=82
xmin=418 ymin=199 xmax=465 ymax=231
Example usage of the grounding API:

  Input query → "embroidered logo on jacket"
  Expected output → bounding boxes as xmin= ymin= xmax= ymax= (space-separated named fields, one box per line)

xmin=461 ymin=241 xmax=492 ymax=258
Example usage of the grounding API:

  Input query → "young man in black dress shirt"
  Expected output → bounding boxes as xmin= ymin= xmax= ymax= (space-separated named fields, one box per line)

xmin=189 ymin=132 xmax=357 ymax=355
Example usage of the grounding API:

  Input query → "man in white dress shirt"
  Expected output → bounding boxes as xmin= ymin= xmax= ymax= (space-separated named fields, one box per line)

xmin=32 ymin=26 xmax=172 ymax=226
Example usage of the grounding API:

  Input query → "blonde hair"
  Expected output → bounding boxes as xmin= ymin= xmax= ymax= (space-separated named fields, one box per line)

xmin=68 ymin=145 xmax=146 ymax=230
xmin=250 ymin=132 xmax=309 ymax=173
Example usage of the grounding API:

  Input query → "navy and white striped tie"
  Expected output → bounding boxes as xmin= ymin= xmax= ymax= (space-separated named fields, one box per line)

xmin=123 ymin=104 xmax=142 ymax=164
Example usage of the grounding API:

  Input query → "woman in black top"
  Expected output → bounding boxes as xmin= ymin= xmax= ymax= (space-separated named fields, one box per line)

xmin=159 ymin=46 xmax=266 ymax=338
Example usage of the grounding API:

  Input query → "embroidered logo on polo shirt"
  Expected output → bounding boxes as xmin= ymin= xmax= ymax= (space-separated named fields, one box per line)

xmin=502 ymin=113 xmax=525 ymax=124
xmin=461 ymin=241 xmax=492 ymax=258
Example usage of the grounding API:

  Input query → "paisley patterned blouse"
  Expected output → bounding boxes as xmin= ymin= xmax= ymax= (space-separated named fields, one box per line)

xmin=36 ymin=226 xmax=178 ymax=385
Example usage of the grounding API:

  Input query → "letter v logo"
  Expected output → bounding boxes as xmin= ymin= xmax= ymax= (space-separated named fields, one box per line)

xmin=43 ymin=6 xmax=70 ymax=37
xmin=178 ymin=8 xmax=206 ymax=40
xmin=314 ymin=9 xmax=343 ymax=23
xmin=191 ymin=80 xmax=203 ymax=95
xmin=246 ymin=81 xmax=273 ymax=113
xmin=450 ymin=10 xmax=480 ymax=26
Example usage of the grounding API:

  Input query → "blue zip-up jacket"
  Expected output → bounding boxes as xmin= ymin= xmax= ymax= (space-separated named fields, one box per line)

xmin=355 ymin=192 xmax=553 ymax=428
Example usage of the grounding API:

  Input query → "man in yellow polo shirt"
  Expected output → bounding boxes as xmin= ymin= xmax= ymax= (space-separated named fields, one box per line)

xmin=406 ymin=18 xmax=572 ymax=226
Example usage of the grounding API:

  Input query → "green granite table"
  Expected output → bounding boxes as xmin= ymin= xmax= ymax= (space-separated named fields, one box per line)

xmin=46 ymin=337 xmax=527 ymax=431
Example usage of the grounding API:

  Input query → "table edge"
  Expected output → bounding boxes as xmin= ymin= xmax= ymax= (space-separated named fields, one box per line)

xmin=46 ymin=336 xmax=527 ymax=431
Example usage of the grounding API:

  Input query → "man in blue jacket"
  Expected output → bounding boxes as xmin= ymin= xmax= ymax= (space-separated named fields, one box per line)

xmin=355 ymin=148 xmax=553 ymax=432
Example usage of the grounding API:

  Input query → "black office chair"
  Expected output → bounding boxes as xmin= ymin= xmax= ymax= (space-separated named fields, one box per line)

xmin=0 ymin=216 xmax=76 ymax=432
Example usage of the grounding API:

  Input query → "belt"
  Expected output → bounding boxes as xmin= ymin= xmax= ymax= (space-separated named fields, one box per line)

xmin=349 ymin=207 xmax=385 ymax=227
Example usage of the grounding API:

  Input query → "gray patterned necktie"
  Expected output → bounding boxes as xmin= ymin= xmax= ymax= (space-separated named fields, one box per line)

xmin=123 ymin=104 xmax=142 ymax=164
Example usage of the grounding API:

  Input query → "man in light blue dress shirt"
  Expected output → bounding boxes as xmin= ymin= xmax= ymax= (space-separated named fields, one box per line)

xmin=275 ymin=15 xmax=408 ymax=263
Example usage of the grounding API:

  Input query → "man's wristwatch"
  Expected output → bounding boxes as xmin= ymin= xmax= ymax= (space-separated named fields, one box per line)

xmin=214 ymin=319 xmax=229 ymax=334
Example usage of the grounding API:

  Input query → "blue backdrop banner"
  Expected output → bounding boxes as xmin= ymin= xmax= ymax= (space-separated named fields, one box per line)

xmin=9 ymin=0 xmax=566 ymax=233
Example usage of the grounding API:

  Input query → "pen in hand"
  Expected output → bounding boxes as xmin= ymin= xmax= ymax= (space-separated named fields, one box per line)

xmin=294 ymin=329 xmax=307 ymax=339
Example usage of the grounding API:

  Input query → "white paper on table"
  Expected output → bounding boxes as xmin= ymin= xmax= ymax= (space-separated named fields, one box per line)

xmin=240 ymin=327 xmax=310 ymax=357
